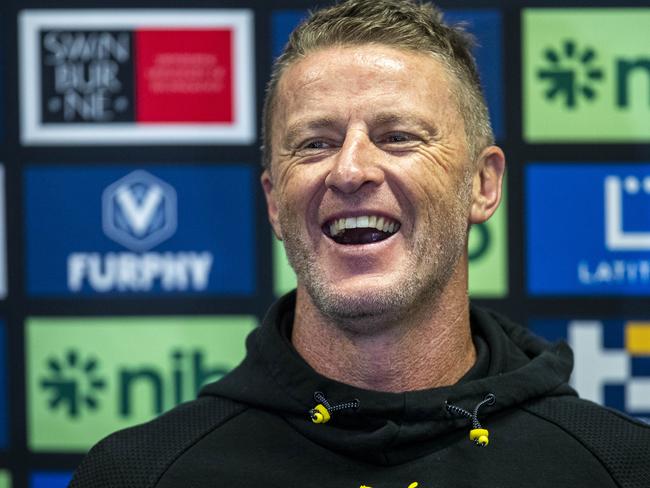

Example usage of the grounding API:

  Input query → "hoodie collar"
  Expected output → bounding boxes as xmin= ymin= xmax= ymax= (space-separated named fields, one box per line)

xmin=202 ymin=292 xmax=575 ymax=464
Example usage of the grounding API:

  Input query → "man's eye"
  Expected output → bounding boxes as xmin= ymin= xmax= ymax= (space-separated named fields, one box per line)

xmin=305 ymin=140 xmax=329 ymax=149
xmin=383 ymin=133 xmax=415 ymax=144
xmin=298 ymin=140 xmax=332 ymax=151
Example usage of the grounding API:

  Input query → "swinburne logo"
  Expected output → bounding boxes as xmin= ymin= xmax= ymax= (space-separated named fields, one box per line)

xmin=524 ymin=9 xmax=650 ymax=142
xmin=19 ymin=9 xmax=255 ymax=145
xmin=67 ymin=170 xmax=212 ymax=293
xmin=532 ymin=320 xmax=650 ymax=422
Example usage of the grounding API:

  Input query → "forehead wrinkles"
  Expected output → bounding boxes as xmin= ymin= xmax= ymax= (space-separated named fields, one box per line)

xmin=271 ymin=46 xmax=466 ymax=160
xmin=283 ymin=47 xmax=414 ymax=100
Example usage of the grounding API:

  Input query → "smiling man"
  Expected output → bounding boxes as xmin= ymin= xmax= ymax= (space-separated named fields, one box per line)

xmin=71 ymin=1 xmax=649 ymax=487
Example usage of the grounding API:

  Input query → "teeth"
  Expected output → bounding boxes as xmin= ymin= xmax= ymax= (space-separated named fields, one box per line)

xmin=327 ymin=215 xmax=400 ymax=237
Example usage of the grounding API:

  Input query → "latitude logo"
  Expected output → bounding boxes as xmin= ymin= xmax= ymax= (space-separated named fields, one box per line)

xmin=604 ymin=175 xmax=650 ymax=251
xmin=40 ymin=350 xmax=106 ymax=418
xmin=102 ymin=170 xmax=177 ymax=252
xmin=537 ymin=40 xmax=604 ymax=108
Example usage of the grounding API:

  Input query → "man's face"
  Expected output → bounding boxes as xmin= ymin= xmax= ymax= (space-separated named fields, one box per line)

xmin=263 ymin=45 xmax=479 ymax=326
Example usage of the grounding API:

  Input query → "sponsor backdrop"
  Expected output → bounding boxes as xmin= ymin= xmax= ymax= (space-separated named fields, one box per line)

xmin=0 ymin=0 xmax=645 ymax=485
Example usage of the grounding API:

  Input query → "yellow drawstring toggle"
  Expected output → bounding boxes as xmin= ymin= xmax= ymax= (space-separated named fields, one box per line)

xmin=310 ymin=404 xmax=331 ymax=424
xmin=469 ymin=428 xmax=490 ymax=446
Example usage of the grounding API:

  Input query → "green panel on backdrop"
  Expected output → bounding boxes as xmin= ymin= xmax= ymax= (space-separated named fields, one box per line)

xmin=273 ymin=185 xmax=508 ymax=298
xmin=467 ymin=183 xmax=508 ymax=297
xmin=523 ymin=9 xmax=650 ymax=142
xmin=27 ymin=316 xmax=257 ymax=452
xmin=0 ymin=471 xmax=11 ymax=488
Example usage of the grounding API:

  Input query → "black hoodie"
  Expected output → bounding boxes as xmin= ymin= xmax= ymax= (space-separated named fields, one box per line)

xmin=70 ymin=293 xmax=650 ymax=488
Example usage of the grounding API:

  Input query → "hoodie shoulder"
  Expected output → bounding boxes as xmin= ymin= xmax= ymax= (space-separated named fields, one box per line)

xmin=69 ymin=395 xmax=246 ymax=488
xmin=524 ymin=396 xmax=650 ymax=488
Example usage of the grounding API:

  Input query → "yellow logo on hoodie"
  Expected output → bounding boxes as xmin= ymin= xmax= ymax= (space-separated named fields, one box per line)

xmin=360 ymin=483 xmax=419 ymax=488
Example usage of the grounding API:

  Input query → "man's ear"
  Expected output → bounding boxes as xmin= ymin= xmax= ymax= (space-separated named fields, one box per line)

xmin=469 ymin=146 xmax=506 ymax=225
xmin=261 ymin=169 xmax=283 ymax=240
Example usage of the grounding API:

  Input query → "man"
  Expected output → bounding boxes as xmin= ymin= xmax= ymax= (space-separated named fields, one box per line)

xmin=70 ymin=1 xmax=649 ymax=486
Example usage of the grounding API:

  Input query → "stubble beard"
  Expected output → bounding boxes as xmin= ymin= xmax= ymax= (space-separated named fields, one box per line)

xmin=279 ymin=173 xmax=472 ymax=332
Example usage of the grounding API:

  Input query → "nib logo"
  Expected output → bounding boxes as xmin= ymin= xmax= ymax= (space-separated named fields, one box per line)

xmin=537 ymin=40 xmax=604 ymax=108
xmin=40 ymin=350 xmax=106 ymax=418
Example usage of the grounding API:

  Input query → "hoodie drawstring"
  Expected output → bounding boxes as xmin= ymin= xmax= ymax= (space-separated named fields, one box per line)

xmin=445 ymin=393 xmax=496 ymax=447
xmin=309 ymin=391 xmax=360 ymax=424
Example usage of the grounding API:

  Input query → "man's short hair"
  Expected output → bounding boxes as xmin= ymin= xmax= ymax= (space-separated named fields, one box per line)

xmin=261 ymin=0 xmax=495 ymax=170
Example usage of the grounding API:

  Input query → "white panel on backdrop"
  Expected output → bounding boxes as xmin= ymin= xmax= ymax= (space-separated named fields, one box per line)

xmin=19 ymin=10 xmax=255 ymax=145
xmin=0 ymin=166 xmax=6 ymax=299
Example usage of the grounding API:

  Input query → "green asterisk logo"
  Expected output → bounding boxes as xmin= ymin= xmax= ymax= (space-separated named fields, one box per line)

xmin=40 ymin=350 xmax=107 ymax=418
xmin=537 ymin=40 xmax=604 ymax=108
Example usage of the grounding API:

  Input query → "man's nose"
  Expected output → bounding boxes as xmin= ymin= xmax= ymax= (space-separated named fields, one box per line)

xmin=324 ymin=132 xmax=385 ymax=194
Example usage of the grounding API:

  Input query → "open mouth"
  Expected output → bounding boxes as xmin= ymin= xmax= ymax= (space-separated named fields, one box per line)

xmin=323 ymin=215 xmax=401 ymax=245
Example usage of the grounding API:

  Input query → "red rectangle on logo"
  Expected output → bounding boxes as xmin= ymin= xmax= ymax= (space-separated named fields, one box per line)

xmin=135 ymin=29 xmax=234 ymax=123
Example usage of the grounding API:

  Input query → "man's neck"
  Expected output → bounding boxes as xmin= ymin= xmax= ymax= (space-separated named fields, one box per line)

xmin=291 ymin=267 xmax=476 ymax=393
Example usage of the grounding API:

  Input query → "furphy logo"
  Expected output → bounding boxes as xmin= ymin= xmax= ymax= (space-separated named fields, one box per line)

xmin=27 ymin=316 xmax=257 ymax=451
xmin=19 ymin=10 xmax=254 ymax=145
xmin=527 ymin=164 xmax=650 ymax=295
xmin=26 ymin=166 xmax=255 ymax=296
xmin=531 ymin=320 xmax=650 ymax=422
xmin=273 ymin=188 xmax=508 ymax=298
xmin=524 ymin=9 xmax=650 ymax=141
xmin=273 ymin=9 xmax=504 ymax=139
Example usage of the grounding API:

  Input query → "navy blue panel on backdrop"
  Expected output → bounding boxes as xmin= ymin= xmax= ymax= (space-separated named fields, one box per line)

xmin=30 ymin=472 xmax=72 ymax=488
xmin=271 ymin=9 xmax=504 ymax=140
xmin=25 ymin=166 xmax=255 ymax=296
xmin=0 ymin=321 xmax=7 ymax=449
xmin=531 ymin=319 xmax=650 ymax=421
xmin=527 ymin=163 xmax=650 ymax=295
xmin=444 ymin=10 xmax=503 ymax=141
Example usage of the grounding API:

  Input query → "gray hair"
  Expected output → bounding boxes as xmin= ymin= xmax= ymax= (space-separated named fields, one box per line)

xmin=261 ymin=0 xmax=494 ymax=169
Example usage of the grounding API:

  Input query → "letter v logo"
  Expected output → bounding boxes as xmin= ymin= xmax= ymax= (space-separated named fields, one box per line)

xmin=115 ymin=184 xmax=163 ymax=237
xmin=102 ymin=170 xmax=177 ymax=252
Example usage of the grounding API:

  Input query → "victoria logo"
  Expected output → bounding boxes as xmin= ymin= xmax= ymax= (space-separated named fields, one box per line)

xmin=102 ymin=170 xmax=177 ymax=252
xmin=537 ymin=40 xmax=604 ymax=108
